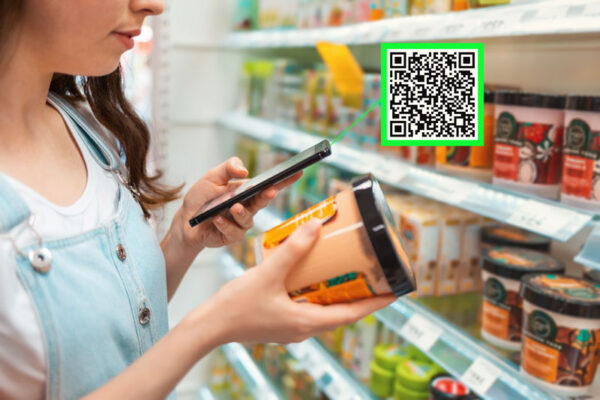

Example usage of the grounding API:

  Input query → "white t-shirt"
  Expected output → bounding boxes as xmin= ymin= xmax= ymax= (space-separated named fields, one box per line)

xmin=0 ymin=103 xmax=119 ymax=400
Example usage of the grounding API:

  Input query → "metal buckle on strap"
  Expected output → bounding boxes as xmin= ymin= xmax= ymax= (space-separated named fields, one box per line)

xmin=114 ymin=169 xmax=142 ymax=201
xmin=0 ymin=214 xmax=52 ymax=273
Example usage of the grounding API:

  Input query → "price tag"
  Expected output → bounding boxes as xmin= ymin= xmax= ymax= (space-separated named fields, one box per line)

xmin=349 ymin=23 xmax=373 ymax=43
xmin=506 ymin=200 xmax=590 ymax=238
xmin=441 ymin=21 xmax=468 ymax=38
xmin=461 ymin=357 xmax=501 ymax=395
xmin=409 ymin=24 xmax=433 ymax=40
xmin=399 ymin=314 xmax=443 ymax=352
xmin=325 ymin=376 xmax=356 ymax=400
xmin=417 ymin=176 xmax=477 ymax=205
xmin=377 ymin=160 xmax=408 ymax=184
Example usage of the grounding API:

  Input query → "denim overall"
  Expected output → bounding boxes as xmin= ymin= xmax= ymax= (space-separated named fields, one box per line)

xmin=0 ymin=93 xmax=171 ymax=399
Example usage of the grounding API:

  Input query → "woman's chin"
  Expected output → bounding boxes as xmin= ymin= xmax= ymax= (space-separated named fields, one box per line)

xmin=59 ymin=58 xmax=122 ymax=78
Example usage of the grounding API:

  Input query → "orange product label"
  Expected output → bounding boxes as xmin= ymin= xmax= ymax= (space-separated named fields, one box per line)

xmin=290 ymin=272 xmax=375 ymax=305
xmin=481 ymin=300 xmax=510 ymax=340
xmin=562 ymin=155 xmax=594 ymax=198
xmin=522 ymin=336 xmax=560 ymax=383
xmin=261 ymin=196 xmax=337 ymax=249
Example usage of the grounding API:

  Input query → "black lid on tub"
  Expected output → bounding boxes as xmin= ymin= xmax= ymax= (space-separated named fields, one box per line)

xmin=494 ymin=91 xmax=566 ymax=110
xmin=566 ymin=95 xmax=600 ymax=112
xmin=482 ymin=246 xmax=564 ymax=280
xmin=583 ymin=267 xmax=600 ymax=285
xmin=352 ymin=174 xmax=416 ymax=297
xmin=481 ymin=224 xmax=551 ymax=252
xmin=521 ymin=274 xmax=600 ymax=319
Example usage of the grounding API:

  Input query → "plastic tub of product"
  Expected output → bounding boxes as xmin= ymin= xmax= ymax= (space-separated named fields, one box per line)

xmin=493 ymin=91 xmax=566 ymax=199
xmin=369 ymin=344 xmax=410 ymax=398
xmin=480 ymin=247 xmax=564 ymax=350
xmin=481 ymin=224 xmax=551 ymax=252
xmin=561 ymin=95 xmax=600 ymax=211
xmin=429 ymin=375 xmax=474 ymax=400
xmin=255 ymin=174 xmax=415 ymax=305
xmin=520 ymin=274 xmax=600 ymax=396
xmin=395 ymin=358 xmax=443 ymax=393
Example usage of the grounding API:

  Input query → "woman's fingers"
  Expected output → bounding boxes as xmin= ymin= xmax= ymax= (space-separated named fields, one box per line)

xmin=213 ymin=214 xmax=246 ymax=241
xmin=273 ymin=171 xmax=303 ymax=190
xmin=205 ymin=157 xmax=248 ymax=185
xmin=229 ymin=203 xmax=254 ymax=230
xmin=262 ymin=219 xmax=321 ymax=277
xmin=245 ymin=187 xmax=278 ymax=215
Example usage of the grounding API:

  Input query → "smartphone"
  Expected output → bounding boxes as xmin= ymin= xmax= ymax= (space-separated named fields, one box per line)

xmin=189 ymin=140 xmax=332 ymax=227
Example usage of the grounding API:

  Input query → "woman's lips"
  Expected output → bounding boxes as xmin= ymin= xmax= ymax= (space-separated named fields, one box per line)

xmin=112 ymin=30 xmax=139 ymax=49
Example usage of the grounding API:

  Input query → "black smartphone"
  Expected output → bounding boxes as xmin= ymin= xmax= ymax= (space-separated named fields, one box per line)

xmin=189 ymin=139 xmax=332 ymax=227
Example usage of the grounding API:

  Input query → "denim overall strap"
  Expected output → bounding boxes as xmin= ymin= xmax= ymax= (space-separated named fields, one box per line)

xmin=0 ymin=174 xmax=31 ymax=233
xmin=46 ymin=92 xmax=124 ymax=175
xmin=7 ymin=96 xmax=172 ymax=399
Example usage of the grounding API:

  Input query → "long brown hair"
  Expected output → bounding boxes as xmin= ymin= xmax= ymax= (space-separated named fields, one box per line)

xmin=1 ymin=1 xmax=183 ymax=219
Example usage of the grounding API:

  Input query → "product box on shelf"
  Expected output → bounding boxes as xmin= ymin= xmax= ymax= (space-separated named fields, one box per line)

xmin=387 ymin=194 xmax=440 ymax=297
xmin=436 ymin=207 xmax=463 ymax=296
xmin=458 ymin=211 xmax=484 ymax=293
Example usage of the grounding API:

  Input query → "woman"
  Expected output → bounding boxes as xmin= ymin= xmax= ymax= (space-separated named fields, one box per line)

xmin=0 ymin=1 xmax=394 ymax=399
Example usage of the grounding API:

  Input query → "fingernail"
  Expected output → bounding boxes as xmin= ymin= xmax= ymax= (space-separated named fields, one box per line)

xmin=214 ymin=216 xmax=224 ymax=224
xmin=237 ymin=207 xmax=246 ymax=216
xmin=233 ymin=158 xmax=247 ymax=173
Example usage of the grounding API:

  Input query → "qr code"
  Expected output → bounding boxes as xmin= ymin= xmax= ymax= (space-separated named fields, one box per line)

xmin=384 ymin=48 xmax=480 ymax=144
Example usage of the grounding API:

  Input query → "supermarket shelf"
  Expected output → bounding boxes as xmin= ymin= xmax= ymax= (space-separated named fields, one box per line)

xmin=197 ymin=386 xmax=222 ymax=400
xmin=220 ymin=343 xmax=282 ymax=400
xmin=221 ymin=253 xmax=378 ymax=400
xmin=223 ymin=0 xmax=600 ymax=48
xmin=375 ymin=301 xmax=561 ymax=400
xmin=218 ymin=111 xmax=595 ymax=242
xmin=248 ymin=209 xmax=561 ymax=400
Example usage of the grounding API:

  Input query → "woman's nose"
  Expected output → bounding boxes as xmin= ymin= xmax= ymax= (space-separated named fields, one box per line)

xmin=130 ymin=0 xmax=165 ymax=16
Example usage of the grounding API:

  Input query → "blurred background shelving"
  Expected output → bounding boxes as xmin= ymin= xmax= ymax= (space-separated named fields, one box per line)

xmin=148 ymin=1 xmax=600 ymax=399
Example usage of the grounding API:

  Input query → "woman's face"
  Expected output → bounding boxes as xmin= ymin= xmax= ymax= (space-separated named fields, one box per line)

xmin=20 ymin=0 xmax=164 ymax=76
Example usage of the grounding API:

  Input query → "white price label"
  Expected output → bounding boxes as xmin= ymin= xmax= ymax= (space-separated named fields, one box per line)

xmin=479 ymin=18 xmax=504 ymax=34
xmin=377 ymin=160 xmax=408 ymax=184
xmin=399 ymin=314 xmax=442 ymax=352
xmin=440 ymin=22 xmax=467 ymax=38
xmin=506 ymin=200 xmax=590 ymax=237
xmin=419 ymin=179 xmax=477 ymax=205
xmin=461 ymin=357 xmax=501 ymax=395
xmin=325 ymin=377 xmax=355 ymax=400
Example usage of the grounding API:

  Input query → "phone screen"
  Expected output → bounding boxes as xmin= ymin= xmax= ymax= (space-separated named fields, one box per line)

xmin=189 ymin=140 xmax=331 ymax=226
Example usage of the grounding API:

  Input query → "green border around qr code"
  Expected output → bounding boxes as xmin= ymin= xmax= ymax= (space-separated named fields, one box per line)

xmin=380 ymin=42 xmax=484 ymax=147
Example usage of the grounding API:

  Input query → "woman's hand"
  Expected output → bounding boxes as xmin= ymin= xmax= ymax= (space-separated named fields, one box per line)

xmin=193 ymin=219 xmax=396 ymax=344
xmin=175 ymin=157 xmax=301 ymax=251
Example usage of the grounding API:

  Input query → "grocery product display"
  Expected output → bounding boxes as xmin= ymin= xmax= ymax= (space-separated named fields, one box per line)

xmin=161 ymin=2 xmax=600 ymax=399
xmin=234 ymin=0 xmax=511 ymax=31
xmin=224 ymin=137 xmax=600 ymax=398
xmin=239 ymin=58 xmax=600 ymax=214
xmin=520 ymin=274 xmax=600 ymax=395
xmin=480 ymin=247 xmax=564 ymax=350
xmin=209 ymin=349 xmax=255 ymax=399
